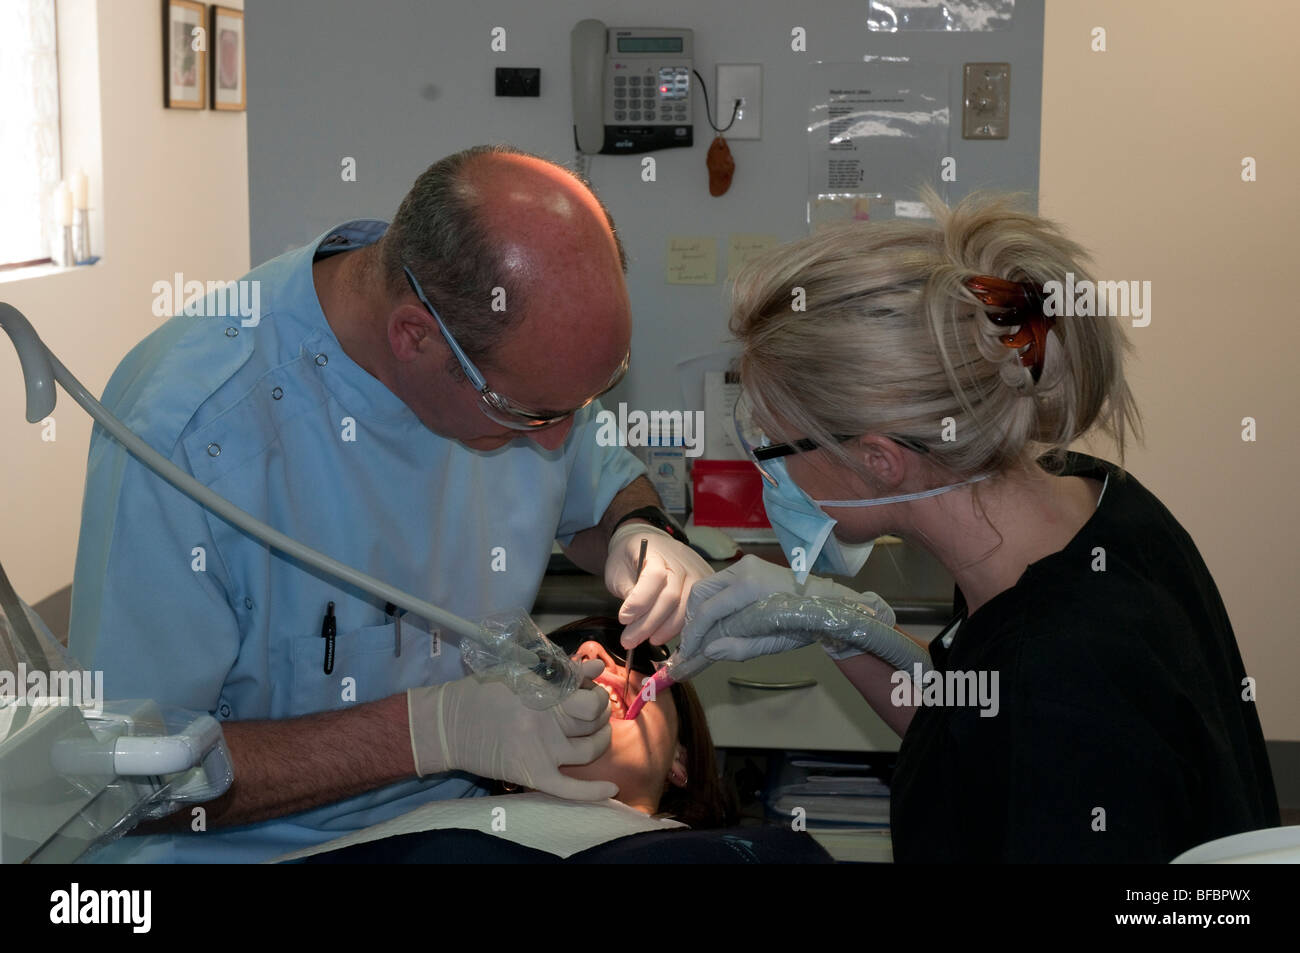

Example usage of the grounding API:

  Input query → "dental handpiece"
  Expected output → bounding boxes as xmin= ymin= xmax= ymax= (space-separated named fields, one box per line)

xmin=622 ymin=650 xmax=715 ymax=720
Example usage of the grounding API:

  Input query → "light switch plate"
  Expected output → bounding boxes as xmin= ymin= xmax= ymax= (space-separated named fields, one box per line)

xmin=963 ymin=62 xmax=1010 ymax=139
xmin=715 ymin=64 xmax=762 ymax=139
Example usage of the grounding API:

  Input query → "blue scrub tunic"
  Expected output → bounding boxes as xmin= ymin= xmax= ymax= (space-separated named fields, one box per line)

xmin=69 ymin=221 xmax=646 ymax=863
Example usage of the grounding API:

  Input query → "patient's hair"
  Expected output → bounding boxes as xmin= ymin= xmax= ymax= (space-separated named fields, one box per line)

xmin=538 ymin=616 xmax=736 ymax=830
xmin=730 ymin=185 xmax=1143 ymax=481
xmin=377 ymin=144 xmax=627 ymax=368
xmin=656 ymin=659 xmax=735 ymax=829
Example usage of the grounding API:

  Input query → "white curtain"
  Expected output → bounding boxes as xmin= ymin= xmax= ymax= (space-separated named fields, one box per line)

xmin=0 ymin=0 xmax=62 ymax=266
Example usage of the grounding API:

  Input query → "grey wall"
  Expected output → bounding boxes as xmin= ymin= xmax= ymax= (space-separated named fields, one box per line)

xmin=247 ymin=0 xmax=1043 ymax=415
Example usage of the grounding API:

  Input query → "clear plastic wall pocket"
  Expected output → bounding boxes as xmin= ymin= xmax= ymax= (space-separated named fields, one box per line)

xmin=867 ymin=0 xmax=1016 ymax=32
xmin=807 ymin=63 xmax=949 ymax=231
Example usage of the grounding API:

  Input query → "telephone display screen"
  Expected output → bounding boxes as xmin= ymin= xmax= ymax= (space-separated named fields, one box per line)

xmin=617 ymin=37 xmax=683 ymax=53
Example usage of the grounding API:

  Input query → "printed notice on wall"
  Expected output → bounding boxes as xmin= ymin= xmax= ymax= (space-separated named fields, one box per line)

xmin=808 ymin=63 xmax=949 ymax=230
xmin=666 ymin=237 xmax=718 ymax=284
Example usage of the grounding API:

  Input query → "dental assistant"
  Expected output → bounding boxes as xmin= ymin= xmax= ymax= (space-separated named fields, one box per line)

xmin=69 ymin=144 xmax=710 ymax=863
xmin=670 ymin=190 xmax=1279 ymax=862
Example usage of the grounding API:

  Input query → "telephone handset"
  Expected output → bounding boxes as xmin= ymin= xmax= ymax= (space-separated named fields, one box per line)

xmin=570 ymin=19 xmax=694 ymax=156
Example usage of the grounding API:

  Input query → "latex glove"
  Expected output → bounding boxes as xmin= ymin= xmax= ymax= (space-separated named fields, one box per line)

xmin=701 ymin=592 xmax=930 ymax=673
xmin=407 ymin=660 xmax=617 ymax=801
xmin=678 ymin=554 xmax=864 ymax=663
xmin=605 ymin=522 xmax=712 ymax=648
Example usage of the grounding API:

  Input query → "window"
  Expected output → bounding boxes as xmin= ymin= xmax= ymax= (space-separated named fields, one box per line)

xmin=0 ymin=0 xmax=61 ymax=269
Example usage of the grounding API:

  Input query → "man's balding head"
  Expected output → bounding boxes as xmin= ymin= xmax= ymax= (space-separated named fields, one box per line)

xmin=379 ymin=145 xmax=628 ymax=370
xmin=372 ymin=145 xmax=632 ymax=451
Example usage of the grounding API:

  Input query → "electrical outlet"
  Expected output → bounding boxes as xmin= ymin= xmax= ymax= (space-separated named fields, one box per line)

xmin=495 ymin=67 xmax=540 ymax=97
xmin=715 ymin=64 xmax=762 ymax=139
xmin=963 ymin=62 xmax=1010 ymax=139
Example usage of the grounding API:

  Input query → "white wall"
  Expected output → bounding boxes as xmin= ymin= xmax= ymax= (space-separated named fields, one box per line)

xmin=245 ymin=0 xmax=1045 ymax=416
xmin=0 ymin=0 xmax=249 ymax=603
xmin=1043 ymin=0 xmax=1299 ymax=739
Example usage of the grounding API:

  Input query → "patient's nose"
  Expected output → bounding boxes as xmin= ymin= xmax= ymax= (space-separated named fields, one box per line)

xmin=573 ymin=640 xmax=616 ymax=668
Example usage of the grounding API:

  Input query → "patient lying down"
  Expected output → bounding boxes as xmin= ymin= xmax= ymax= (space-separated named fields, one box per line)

xmin=275 ymin=617 xmax=734 ymax=862
xmin=543 ymin=616 xmax=732 ymax=829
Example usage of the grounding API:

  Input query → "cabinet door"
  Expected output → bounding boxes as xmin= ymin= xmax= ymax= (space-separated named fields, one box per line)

xmin=692 ymin=625 xmax=944 ymax=751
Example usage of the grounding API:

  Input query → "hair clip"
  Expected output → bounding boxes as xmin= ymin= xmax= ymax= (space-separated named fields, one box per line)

xmin=963 ymin=274 xmax=1056 ymax=383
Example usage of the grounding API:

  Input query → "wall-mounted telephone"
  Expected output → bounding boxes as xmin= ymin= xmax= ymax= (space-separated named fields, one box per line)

xmin=571 ymin=19 xmax=694 ymax=156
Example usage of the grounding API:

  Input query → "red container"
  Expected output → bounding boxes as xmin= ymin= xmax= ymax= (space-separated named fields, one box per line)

xmin=691 ymin=459 xmax=770 ymax=527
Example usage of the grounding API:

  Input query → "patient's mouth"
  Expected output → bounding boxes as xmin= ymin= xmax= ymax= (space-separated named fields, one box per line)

xmin=595 ymin=671 xmax=628 ymax=715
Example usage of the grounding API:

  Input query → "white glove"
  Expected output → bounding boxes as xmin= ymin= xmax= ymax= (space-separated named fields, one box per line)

xmin=605 ymin=522 xmax=712 ymax=647
xmin=407 ymin=660 xmax=617 ymax=801
xmin=698 ymin=592 xmax=929 ymax=673
xmin=678 ymin=555 xmax=864 ymax=663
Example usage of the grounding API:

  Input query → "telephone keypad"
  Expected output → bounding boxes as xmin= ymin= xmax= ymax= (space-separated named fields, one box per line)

xmin=608 ymin=65 xmax=690 ymax=127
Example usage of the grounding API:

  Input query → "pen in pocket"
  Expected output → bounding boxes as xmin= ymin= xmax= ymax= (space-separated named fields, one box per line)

xmin=321 ymin=601 xmax=336 ymax=675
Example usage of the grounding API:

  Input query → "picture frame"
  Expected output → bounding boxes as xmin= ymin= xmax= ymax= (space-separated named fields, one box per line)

xmin=164 ymin=0 xmax=207 ymax=109
xmin=210 ymin=5 xmax=246 ymax=111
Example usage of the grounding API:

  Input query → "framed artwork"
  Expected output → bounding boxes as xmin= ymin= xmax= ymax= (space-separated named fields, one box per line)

xmin=164 ymin=0 xmax=207 ymax=109
xmin=210 ymin=5 xmax=246 ymax=111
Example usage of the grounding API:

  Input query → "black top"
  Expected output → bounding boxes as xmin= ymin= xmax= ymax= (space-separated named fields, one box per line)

xmin=890 ymin=452 xmax=1279 ymax=862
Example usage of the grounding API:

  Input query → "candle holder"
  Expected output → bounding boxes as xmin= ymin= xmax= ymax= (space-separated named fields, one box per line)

xmin=61 ymin=224 xmax=76 ymax=267
xmin=73 ymin=208 xmax=92 ymax=264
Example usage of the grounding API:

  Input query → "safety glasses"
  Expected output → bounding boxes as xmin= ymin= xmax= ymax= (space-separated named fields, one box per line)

xmin=733 ymin=390 xmax=929 ymax=488
xmin=547 ymin=621 xmax=670 ymax=677
xmin=403 ymin=266 xmax=630 ymax=431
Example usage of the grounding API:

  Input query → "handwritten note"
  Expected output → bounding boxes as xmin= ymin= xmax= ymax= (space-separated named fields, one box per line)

xmin=666 ymin=237 xmax=718 ymax=284
xmin=726 ymin=233 xmax=779 ymax=282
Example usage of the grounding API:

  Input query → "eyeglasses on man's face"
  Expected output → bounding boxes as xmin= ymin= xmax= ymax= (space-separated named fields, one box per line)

xmin=403 ymin=266 xmax=629 ymax=431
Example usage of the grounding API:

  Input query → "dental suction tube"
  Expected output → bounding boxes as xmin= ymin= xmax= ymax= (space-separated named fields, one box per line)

xmin=623 ymin=650 xmax=714 ymax=720
xmin=0 ymin=302 xmax=578 ymax=709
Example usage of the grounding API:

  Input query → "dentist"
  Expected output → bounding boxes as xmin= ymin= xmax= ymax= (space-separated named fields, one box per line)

xmin=70 ymin=144 xmax=710 ymax=863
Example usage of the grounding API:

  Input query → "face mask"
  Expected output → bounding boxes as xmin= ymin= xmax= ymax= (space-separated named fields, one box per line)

xmin=761 ymin=457 xmax=989 ymax=583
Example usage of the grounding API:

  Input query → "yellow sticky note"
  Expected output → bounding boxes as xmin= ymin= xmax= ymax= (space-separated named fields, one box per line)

xmin=666 ymin=237 xmax=717 ymax=285
xmin=727 ymin=233 xmax=779 ymax=282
